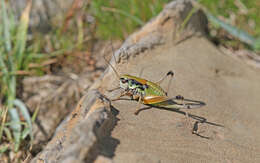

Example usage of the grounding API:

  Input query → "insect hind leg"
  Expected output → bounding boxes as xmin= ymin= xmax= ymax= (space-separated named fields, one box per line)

xmin=155 ymin=70 xmax=174 ymax=95
xmin=134 ymin=95 xmax=152 ymax=115
xmin=155 ymin=70 xmax=174 ymax=84
xmin=176 ymin=95 xmax=194 ymax=132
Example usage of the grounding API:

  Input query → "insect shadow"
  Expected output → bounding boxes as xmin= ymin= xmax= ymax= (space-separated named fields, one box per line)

xmin=116 ymin=97 xmax=224 ymax=139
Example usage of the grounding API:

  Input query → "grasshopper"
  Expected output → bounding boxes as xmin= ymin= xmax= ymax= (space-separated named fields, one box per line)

xmin=104 ymin=50 xmax=205 ymax=116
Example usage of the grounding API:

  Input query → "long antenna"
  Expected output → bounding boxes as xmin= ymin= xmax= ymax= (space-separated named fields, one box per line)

xmin=103 ymin=56 xmax=120 ymax=79
xmin=103 ymin=40 xmax=120 ymax=79
xmin=110 ymin=39 xmax=117 ymax=64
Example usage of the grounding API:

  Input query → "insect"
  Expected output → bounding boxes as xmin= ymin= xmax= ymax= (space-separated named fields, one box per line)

xmin=104 ymin=51 xmax=205 ymax=116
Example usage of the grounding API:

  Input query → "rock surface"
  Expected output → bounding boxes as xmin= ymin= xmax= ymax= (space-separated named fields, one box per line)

xmin=10 ymin=0 xmax=74 ymax=31
xmin=32 ymin=0 xmax=260 ymax=162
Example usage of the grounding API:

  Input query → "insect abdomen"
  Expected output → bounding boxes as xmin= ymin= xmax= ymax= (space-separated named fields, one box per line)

xmin=145 ymin=81 xmax=167 ymax=97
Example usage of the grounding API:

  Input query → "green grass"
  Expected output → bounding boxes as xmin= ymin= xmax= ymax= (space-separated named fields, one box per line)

xmin=89 ymin=0 xmax=171 ymax=39
xmin=199 ymin=0 xmax=260 ymax=51
xmin=200 ymin=0 xmax=260 ymax=37
xmin=0 ymin=0 xmax=38 ymax=154
xmin=86 ymin=0 xmax=260 ymax=51
xmin=88 ymin=0 xmax=260 ymax=51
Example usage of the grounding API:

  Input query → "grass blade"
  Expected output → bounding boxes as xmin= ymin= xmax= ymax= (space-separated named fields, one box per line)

xmin=14 ymin=0 xmax=32 ymax=69
xmin=22 ymin=105 xmax=39 ymax=139
xmin=0 ymin=145 xmax=9 ymax=154
xmin=4 ymin=127 xmax=13 ymax=142
xmin=253 ymin=37 xmax=260 ymax=51
xmin=21 ymin=128 xmax=30 ymax=140
xmin=13 ymin=99 xmax=33 ymax=141
xmin=179 ymin=7 xmax=198 ymax=33
xmin=206 ymin=13 xmax=255 ymax=46
xmin=102 ymin=6 xmax=145 ymax=26
xmin=0 ymin=0 xmax=11 ymax=52
xmin=0 ymin=107 xmax=8 ymax=142
xmin=8 ymin=108 xmax=21 ymax=152
xmin=31 ymin=105 xmax=40 ymax=123
xmin=0 ymin=51 xmax=8 ymax=77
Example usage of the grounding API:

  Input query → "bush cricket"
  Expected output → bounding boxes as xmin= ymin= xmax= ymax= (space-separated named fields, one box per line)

xmin=104 ymin=49 xmax=206 ymax=117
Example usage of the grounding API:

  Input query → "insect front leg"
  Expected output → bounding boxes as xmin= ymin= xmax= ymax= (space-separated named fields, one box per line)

xmin=111 ymin=91 xmax=130 ymax=101
xmin=134 ymin=95 xmax=143 ymax=115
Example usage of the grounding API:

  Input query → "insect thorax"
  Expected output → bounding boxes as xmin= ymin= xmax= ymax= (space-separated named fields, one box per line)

xmin=120 ymin=78 xmax=147 ymax=97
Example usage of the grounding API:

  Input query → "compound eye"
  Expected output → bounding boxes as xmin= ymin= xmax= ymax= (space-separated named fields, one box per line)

xmin=120 ymin=78 xmax=128 ymax=83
